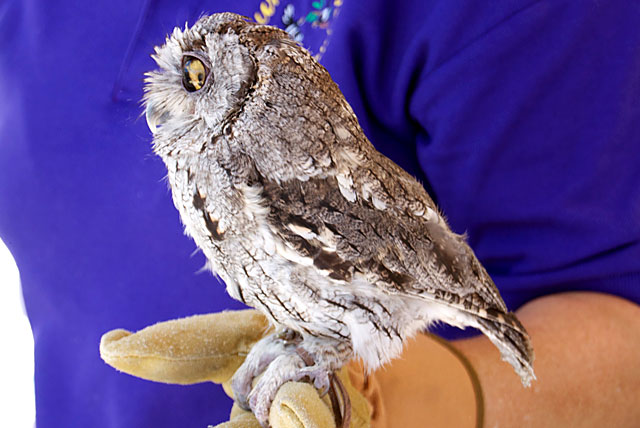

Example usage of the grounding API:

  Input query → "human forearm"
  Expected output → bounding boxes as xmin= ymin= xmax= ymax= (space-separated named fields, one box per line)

xmin=453 ymin=291 xmax=640 ymax=428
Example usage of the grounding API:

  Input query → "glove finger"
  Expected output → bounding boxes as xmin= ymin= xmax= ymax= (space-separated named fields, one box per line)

xmin=100 ymin=310 xmax=272 ymax=384
xmin=270 ymin=381 xmax=336 ymax=428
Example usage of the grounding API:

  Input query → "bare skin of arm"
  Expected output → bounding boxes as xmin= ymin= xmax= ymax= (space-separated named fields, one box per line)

xmin=454 ymin=291 xmax=640 ymax=428
xmin=351 ymin=292 xmax=640 ymax=427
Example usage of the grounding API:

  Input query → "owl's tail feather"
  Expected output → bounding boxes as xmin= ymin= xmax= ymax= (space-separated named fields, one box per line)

xmin=475 ymin=313 xmax=536 ymax=387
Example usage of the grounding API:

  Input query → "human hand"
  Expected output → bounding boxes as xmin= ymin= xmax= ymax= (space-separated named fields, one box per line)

xmin=99 ymin=310 xmax=371 ymax=428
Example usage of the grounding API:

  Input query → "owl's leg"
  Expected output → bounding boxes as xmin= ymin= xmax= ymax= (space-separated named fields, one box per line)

xmin=232 ymin=335 xmax=352 ymax=427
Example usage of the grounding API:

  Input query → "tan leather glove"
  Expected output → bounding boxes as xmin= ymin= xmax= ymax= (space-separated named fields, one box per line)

xmin=99 ymin=310 xmax=371 ymax=428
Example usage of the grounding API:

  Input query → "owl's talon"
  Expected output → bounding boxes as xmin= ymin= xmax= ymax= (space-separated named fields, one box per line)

xmin=230 ymin=376 xmax=251 ymax=411
xmin=298 ymin=365 xmax=332 ymax=395
xmin=277 ymin=328 xmax=302 ymax=345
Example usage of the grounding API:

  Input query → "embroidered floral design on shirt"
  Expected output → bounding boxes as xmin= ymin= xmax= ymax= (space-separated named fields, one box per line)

xmin=253 ymin=0 xmax=280 ymax=24
xmin=253 ymin=0 xmax=343 ymax=60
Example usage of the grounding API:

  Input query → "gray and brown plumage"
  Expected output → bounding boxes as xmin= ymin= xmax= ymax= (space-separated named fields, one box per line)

xmin=144 ymin=13 xmax=535 ymax=425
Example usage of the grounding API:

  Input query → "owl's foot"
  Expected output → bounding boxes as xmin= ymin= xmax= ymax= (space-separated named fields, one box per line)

xmin=231 ymin=332 xmax=352 ymax=427
xmin=231 ymin=329 xmax=302 ymax=410
xmin=248 ymin=353 xmax=333 ymax=426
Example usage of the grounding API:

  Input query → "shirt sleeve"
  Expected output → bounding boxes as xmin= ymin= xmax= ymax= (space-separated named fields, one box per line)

xmin=409 ymin=1 xmax=640 ymax=310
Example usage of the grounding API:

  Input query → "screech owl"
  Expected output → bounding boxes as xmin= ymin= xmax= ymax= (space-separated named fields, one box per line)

xmin=144 ymin=13 xmax=535 ymax=426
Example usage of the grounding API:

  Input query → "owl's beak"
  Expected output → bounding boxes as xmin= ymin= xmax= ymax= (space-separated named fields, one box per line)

xmin=145 ymin=103 xmax=169 ymax=134
xmin=145 ymin=103 xmax=159 ymax=134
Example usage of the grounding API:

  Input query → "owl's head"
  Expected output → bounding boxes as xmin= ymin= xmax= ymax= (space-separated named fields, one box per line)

xmin=144 ymin=13 xmax=289 ymax=153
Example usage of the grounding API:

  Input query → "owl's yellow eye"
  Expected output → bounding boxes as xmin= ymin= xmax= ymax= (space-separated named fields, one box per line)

xmin=182 ymin=55 xmax=209 ymax=92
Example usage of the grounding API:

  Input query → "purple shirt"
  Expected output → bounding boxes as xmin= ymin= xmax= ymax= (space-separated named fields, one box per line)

xmin=1 ymin=1 xmax=638 ymax=427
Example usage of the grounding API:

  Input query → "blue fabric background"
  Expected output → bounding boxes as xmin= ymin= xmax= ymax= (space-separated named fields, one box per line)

xmin=0 ymin=1 xmax=638 ymax=427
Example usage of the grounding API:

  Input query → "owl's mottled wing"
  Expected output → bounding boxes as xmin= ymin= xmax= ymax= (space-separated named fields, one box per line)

xmin=258 ymin=171 xmax=503 ymax=314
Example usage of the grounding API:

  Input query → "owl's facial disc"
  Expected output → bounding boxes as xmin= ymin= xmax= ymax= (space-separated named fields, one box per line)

xmin=181 ymin=53 xmax=211 ymax=92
